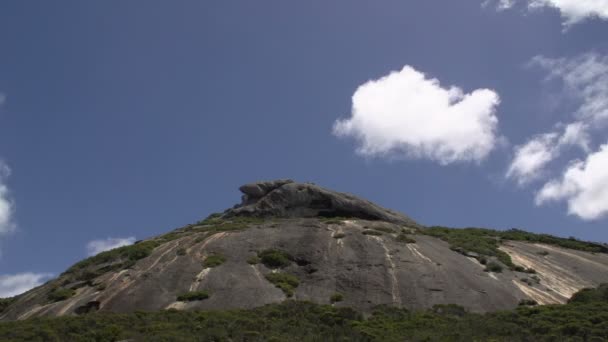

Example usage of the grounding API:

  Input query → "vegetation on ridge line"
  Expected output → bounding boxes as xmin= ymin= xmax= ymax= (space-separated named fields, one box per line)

xmin=0 ymin=297 xmax=16 ymax=314
xmin=2 ymin=285 xmax=608 ymax=341
xmin=420 ymin=226 xmax=608 ymax=272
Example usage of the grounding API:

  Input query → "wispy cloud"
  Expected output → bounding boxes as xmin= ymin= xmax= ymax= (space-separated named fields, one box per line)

xmin=484 ymin=0 xmax=608 ymax=27
xmin=333 ymin=65 xmax=501 ymax=165
xmin=0 ymin=162 xmax=15 ymax=236
xmin=86 ymin=237 xmax=136 ymax=256
xmin=0 ymin=272 xmax=53 ymax=298
xmin=507 ymin=52 xmax=608 ymax=220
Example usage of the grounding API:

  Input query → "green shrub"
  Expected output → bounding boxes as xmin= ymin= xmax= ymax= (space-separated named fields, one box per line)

xmin=568 ymin=284 xmax=608 ymax=303
xmin=519 ymin=299 xmax=538 ymax=306
xmin=0 ymin=297 xmax=16 ymax=314
xmin=513 ymin=265 xmax=526 ymax=272
xmin=330 ymin=293 xmax=344 ymax=303
xmin=48 ymin=288 xmax=75 ymax=302
xmin=396 ymin=234 xmax=416 ymax=244
xmin=485 ymin=262 xmax=503 ymax=273
xmin=265 ymin=273 xmax=299 ymax=297
xmin=176 ymin=291 xmax=210 ymax=302
xmin=203 ymin=254 xmax=226 ymax=268
xmin=247 ymin=255 xmax=260 ymax=265
xmin=258 ymin=249 xmax=292 ymax=269
xmin=176 ymin=248 xmax=187 ymax=256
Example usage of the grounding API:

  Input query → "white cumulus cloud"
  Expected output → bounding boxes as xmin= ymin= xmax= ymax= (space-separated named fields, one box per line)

xmin=485 ymin=0 xmax=608 ymax=26
xmin=333 ymin=65 xmax=501 ymax=165
xmin=0 ymin=272 xmax=53 ymax=298
xmin=86 ymin=237 xmax=136 ymax=256
xmin=536 ymin=143 xmax=608 ymax=220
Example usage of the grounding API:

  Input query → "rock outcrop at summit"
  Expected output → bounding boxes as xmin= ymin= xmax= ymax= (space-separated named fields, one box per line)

xmin=225 ymin=179 xmax=418 ymax=227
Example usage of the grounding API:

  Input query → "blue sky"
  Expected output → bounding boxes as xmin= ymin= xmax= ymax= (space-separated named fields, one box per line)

xmin=1 ymin=1 xmax=608 ymax=296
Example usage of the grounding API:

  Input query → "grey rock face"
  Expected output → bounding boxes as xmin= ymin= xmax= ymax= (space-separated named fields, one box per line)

xmin=2 ymin=181 xmax=607 ymax=321
xmin=3 ymin=218 xmax=608 ymax=321
xmin=227 ymin=180 xmax=419 ymax=227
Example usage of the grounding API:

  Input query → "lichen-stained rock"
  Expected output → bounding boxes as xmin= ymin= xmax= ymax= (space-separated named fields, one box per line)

xmin=1 ymin=180 xmax=608 ymax=321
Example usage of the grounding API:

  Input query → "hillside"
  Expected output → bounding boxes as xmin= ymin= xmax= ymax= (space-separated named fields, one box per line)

xmin=1 ymin=180 xmax=608 ymax=322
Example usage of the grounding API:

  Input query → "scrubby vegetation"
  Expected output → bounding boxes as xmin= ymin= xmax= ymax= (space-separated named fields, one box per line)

xmin=423 ymin=227 xmax=607 ymax=269
xmin=203 ymin=254 xmax=226 ymax=268
xmin=47 ymin=288 xmax=75 ymax=302
xmin=0 ymin=297 xmax=15 ymax=314
xmin=176 ymin=291 xmax=210 ymax=302
xmin=569 ymin=283 xmax=608 ymax=304
xmin=2 ymin=285 xmax=608 ymax=341
xmin=422 ymin=227 xmax=516 ymax=269
xmin=330 ymin=293 xmax=344 ymax=303
xmin=396 ymin=234 xmax=416 ymax=244
xmin=421 ymin=226 xmax=607 ymax=272
xmin=63 ymin=240 xmax=162 ymax=284
xmin=484 ymin=261 xmax=503 ymax=273
xmin=247 ymin=255 xmax=260 ymax=265
xmin=258 ymin=249 xmax=293 ymax=269
xmin=362 ymin=230 xmax=383 ymax=236
xmin=59 ymin=215 xmax=267 ymax=287
xmin=265 ymin=272 xmax=299 ymax=297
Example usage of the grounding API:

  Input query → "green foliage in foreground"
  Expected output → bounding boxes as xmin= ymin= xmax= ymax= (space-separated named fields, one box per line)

xmin=265 ymin=272 xmax=300 ymax=297
xmin=2 ymin=285 xmax=608 ymax=342
xmin=176 ymin=291 xmax=210 ymax=302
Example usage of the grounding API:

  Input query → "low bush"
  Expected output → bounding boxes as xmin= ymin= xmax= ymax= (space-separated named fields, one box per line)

xmin=176 ymin=291 xmax=210 ymax=302
xmin=396 ymin=234 xmax=416 ymax=244
xmin=203 ymin=254 xmax=226 ymax=268
xmin=265 ymin=273 xmax=299 ymax=297
xmin=330 ymin=293 xmax=344 ymax=303
xmin=258 ymin=249 xmax=292 ymax=269
xmin=0 ymin=297 xmax=15 ymax=314
xmin=485 ymin=262 xmax=503 ymax=273
xmin=48 ymin=288 xmax=75 ymax=302
xmin=247 ymin=255 xmax=260 ymax=265
xmin=518 ymin=299 xmax=538 ymax=306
